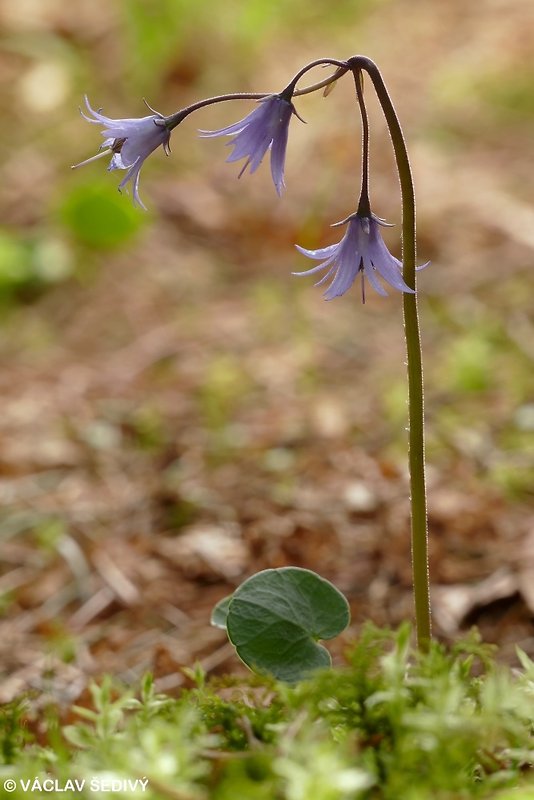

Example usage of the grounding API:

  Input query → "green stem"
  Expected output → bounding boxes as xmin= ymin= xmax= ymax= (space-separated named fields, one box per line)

xmin=352 ymin=69 xmax=370 ymax=216
xmin=348 ymin=56 xmax=431 ymax=649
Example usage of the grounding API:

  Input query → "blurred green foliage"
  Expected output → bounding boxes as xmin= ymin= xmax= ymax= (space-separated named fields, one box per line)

xmin=59 ymin=183 xmax=144 ymax=250
xmin=123 ymin=0 xmax=202 ymax=82
xmin=0 ymin=230 xmax=72 ymax=307
xmin=122 ymin=0 xmax=381 ymax=87
xmin=198 ymin=354 xmax=255 ymax=431
xmin=478 ymin=67 xmax=534 ymax=123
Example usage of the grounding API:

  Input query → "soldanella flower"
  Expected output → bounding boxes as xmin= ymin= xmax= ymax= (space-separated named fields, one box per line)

xmin=294 ymin=212 xmax=416 ymax=302
xmin=72 ymin=96 xmax=171 ymax=209
xmin=199 ymin=94 xmax=298 ymax=196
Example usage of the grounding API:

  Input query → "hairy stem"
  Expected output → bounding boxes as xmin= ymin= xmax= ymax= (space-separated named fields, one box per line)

xmin=282 ymin=58 xmax=349 ymax=96
xmin=352 ymin=69 xmax=370 ymax=216
xmin=164 ymin=61 xmax=349 ymax=131
xmin=293 ymin=67 xmax=348 ymax=97
xmin=348 ymin=56 xmax=431 ymax=650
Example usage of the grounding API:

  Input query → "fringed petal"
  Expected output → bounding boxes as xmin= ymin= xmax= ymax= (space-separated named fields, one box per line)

xmin=200 ymin=96 xmax=293 ymax=194
xmin=294 ymin=215 xmax=420 ymax=301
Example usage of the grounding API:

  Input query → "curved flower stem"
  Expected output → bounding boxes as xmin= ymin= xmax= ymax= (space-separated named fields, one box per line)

xmin=165 ymin=93 xmax=268 ymax=131
xmin=282 ymin=58 xmax=349 ymax=96
xmin=348 ymin=56 xmax=431 ymax=650
xmin=352 ymin=69 xmax=370 ymax=216
xmin=164 ymin=60 xmax=349 ymax=131
xmin=293 ymin=67 xmax=348 ymax=97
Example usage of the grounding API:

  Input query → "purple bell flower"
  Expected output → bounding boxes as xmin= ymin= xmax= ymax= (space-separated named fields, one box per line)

xmin=199 ymin=94 xmax=297 ymax=196
xmin=294 ymin=212 xmax=418 ymax=302
xmin=72 ymin=96 xmax=171 ymax=209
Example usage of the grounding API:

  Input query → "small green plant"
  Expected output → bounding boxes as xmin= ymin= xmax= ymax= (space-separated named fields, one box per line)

xmin=211 ymin=568 xmax=351 ymax=682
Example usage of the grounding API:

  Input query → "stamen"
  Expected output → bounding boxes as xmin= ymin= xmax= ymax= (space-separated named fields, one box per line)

xmin=71 ymin=148 xmax=112 ymax=170
xmin=237 ymin=159 xmax=251 ymax=179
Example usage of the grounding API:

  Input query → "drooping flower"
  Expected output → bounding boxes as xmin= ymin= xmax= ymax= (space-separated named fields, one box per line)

xmin=294 ymin=213 xmax=417 ymax=302
xmin=72 ymin=96 xmax=171 ymax=209
xmin=199 ymin=94 xmax=297 ymax=196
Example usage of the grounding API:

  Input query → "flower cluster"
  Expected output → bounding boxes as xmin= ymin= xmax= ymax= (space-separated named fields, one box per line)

xmin=73 ymin=73 xmax=425 ymax=300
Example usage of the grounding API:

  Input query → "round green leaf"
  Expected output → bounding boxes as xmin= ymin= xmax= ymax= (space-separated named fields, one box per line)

xmin=226 ymin=567 xmax=350 ymax=682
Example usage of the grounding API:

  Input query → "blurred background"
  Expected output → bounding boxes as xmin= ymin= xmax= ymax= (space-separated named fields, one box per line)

xmin=1 ymin=0 xmax=533 ymax=702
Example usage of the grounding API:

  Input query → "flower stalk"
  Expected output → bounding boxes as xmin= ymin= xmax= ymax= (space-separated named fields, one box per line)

xmin=164 ymin=59 xmax=348 ymax=132
xmin=353 ymin=69 xmax=370 ymax=217
xmin=348 ymin=56 xmax=431 ymax=650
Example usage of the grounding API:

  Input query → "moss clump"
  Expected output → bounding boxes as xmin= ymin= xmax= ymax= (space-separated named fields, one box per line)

xmin=1 ymin=626 xmax=533 ymax=799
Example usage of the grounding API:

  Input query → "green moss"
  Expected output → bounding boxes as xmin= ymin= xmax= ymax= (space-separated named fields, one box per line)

xmin=3 ymin=627 xmax=533 ymax=798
